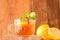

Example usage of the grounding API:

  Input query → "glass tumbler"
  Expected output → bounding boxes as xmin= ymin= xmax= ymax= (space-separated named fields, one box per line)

xmin=8 ymin=18 xmax=36 ymax=36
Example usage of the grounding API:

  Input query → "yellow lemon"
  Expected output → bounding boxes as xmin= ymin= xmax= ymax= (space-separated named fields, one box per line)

xmin=48 ymin=27 xmax=60 ymax=40
xmin=36 ymin=24 xmax=50 ymax=39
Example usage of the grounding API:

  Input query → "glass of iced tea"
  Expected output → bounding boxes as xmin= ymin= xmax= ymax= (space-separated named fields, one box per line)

xmin=18 ymin=21 xmax=35 ymax=35
xmin=8 ymin=12 xmax=36 ymax=36
xmin=8 ymin=19 xmax=36 ymax=36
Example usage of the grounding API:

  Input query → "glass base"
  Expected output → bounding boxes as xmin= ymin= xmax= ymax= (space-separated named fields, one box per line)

xmin=2 ymin=34 xmax=42 ymax=40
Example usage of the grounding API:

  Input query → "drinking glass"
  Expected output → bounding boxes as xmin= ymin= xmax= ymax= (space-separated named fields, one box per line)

xmin=8 ymin=18 xmax=36 ymax=36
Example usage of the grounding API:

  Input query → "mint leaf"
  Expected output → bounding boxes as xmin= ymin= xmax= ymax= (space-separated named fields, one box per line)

xmin=20 ymin=12 xmax=36 ymax=22
xmin=30 ymin=12 xmax=36 ymax=20
xmin=20 ymin=16 xmax=25 ymax=22
xmin=20 ymin=12 xmax=29 ymax=22
xmin=24 ymin=12 xmax=30 ymax=18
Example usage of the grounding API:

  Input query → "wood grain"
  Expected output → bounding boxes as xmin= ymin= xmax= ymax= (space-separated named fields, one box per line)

xmin=33 ymin=0 xmax=48 ymax=30
xmin=47 ymin=0 xmax=59 ymax=28
xmin=33 ymin=0 xmax=59 ymax=29
xmin=0 ymin=0 xmax=10 ymax=40
xmin=0 ymin=0 xmax=31 ymax=40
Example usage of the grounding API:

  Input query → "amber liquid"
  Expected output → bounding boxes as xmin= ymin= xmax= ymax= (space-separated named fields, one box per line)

xmin=17 ymin=23 xmax=35 ymax=36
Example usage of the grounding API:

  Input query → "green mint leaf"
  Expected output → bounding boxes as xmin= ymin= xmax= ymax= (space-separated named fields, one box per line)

xmin=20 ymin=12 xmax=36 ymax=22
xmin=24 ymin=12 xmax=30 ymax=18
xmin=30 ymin=12 xmax=36 ymax=20
xmin=20 ymin=16 xmax=25 ymax=22
xmin=20 ymin=12 xmax=29 ymax=22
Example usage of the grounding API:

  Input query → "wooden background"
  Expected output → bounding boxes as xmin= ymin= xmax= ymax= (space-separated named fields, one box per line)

xmin=0 ymin=0 xmax=60 ymax=40
xmin=33 ymin=0 xmax=59 ymax=29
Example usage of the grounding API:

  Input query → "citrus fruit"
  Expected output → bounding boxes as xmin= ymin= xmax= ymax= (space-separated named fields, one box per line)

xmin=48 ymin=27 xmax=60 ymax=40
xmin=36 ymin=24 xmax=49 ymax=39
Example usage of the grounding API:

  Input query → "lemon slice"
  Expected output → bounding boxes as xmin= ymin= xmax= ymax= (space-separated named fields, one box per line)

xmin=36 ymin=24 xmax=49 ymax=39
xmin=48 ymin=27 xmax=60 ymax=40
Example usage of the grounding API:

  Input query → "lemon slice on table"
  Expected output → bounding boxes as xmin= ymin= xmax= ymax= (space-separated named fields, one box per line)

xmin=36 ymin=24 xmax=50 ymax=40
xmin=48 ymin=27 xmax=60 ymax=40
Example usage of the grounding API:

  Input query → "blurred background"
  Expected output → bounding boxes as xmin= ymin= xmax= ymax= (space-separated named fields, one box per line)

xmin=0 ymin=0 xmax=60 ymax=40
